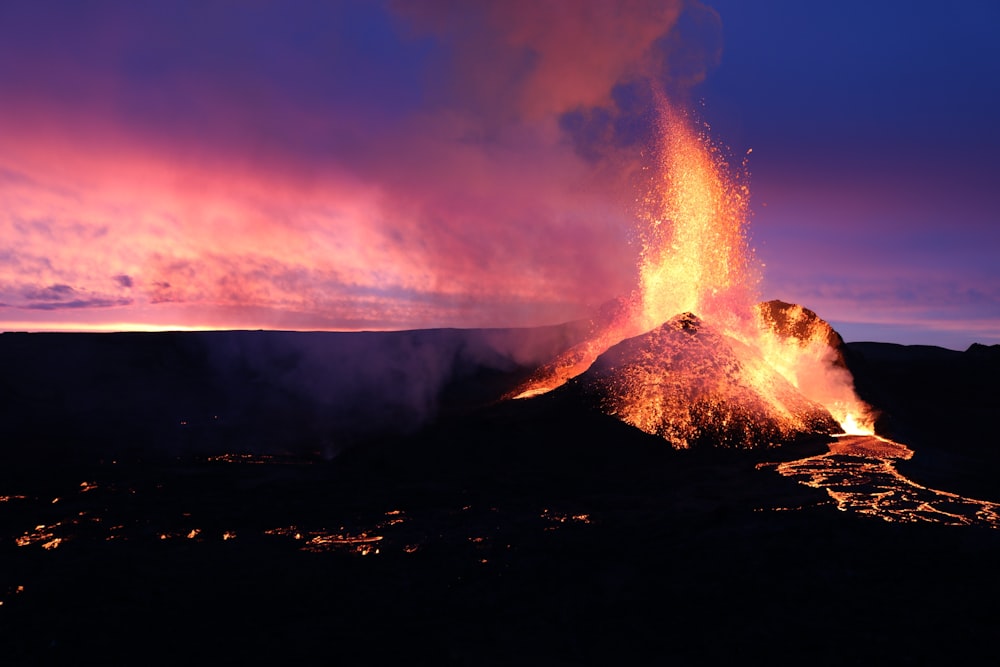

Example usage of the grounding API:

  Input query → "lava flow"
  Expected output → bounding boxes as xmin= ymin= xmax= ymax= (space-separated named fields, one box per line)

xmin=759 ymin=435 xmax=1000 ymax=528
xmin=511 ymin=98 xmax=873 ymax=446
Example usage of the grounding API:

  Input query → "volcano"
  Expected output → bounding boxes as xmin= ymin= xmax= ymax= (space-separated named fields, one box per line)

xmin=506 ymin=102 xmax=873 ymax=441
xmin=561 ymin=311 xmax=840 ymax=449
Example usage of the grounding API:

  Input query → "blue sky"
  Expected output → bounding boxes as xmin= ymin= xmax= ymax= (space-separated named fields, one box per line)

xmin=699 ymin=0 xmax=1000 ymax=347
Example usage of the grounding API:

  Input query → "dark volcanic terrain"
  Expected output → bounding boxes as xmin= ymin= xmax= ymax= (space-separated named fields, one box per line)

xmin=1 ymin=328 xmax=999 ymax=664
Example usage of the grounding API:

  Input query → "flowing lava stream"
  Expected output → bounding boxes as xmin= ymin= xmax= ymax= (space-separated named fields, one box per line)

xmin=760 ymin=435 xmax=1000 ymax=528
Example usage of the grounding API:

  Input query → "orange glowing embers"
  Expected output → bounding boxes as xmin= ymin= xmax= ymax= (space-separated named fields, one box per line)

xmin=157 ymin=528 xmax=205 ymax=541
xmin=264 ymin=510 xmax=409 ymax=556
xmin=13 ymin=499 xmax=111 ymax=549
xmin=303 ymin=532 xmax=382 ymax=555
xmin=635 ymin=101 xmax=757 ymax=333
xmin=206 ymin=453 xmax=311 ymax=465
xmin=16 ymin=524 xmax=65 ymax=550
xmin=0 ymin=585 xmax=26 ymax=607
xmin=510 ymin=98 xmax=872 ymax=447
xmin=540 ymin=508 xmax=592 ymax=531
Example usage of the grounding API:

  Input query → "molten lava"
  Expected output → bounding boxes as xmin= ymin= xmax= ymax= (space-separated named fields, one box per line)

xmin=510 ymin=98 xmax=873 ymax=445
xmin=751 ymin=300 xmax=874 ymax=434
xmin=760 ymin=435 xmax=1000 ymax=527
xmin=635 ymin=102 xmax=758 ymax=332
xmin=573 ymin=313 xmax=839 ymax=449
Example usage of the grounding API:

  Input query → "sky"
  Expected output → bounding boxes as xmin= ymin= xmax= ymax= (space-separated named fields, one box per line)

xmin=1 ymin=0 xmax=997 ymax=348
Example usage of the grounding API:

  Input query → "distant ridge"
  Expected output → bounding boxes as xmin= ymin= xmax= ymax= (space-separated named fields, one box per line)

xmin=847 ymin=341 xmax=964 ymax=363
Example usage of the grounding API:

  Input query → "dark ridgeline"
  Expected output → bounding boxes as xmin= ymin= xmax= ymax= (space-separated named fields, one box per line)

xmin=1 ymin=317 xmax=999 ymax=664
xmin=845 ymin=339 xmax=1000 ymax=500
xmin=0 ymin=323 xmax=591 ymax=463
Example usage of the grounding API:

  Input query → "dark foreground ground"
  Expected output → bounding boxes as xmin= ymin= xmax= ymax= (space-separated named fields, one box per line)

xmin=1 ymin=330 xmax=999 ymax=664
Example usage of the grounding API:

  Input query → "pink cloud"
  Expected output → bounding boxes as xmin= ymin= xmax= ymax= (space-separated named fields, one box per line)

xmin=0 ymin=97 xmax=641 ymax=330
xmin=2 ymin=1 xmax=711 ymax=331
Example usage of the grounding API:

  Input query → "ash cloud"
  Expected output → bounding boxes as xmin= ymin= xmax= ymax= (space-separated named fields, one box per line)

xmin=556 ymin=2 xmax=723 ymax=165
xmin=394 ymin=0 xmax=686 ymax=120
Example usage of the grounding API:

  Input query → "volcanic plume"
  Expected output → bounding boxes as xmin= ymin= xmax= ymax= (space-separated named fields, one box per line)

xmin=510 ymin=98 xmax=872 ymax=446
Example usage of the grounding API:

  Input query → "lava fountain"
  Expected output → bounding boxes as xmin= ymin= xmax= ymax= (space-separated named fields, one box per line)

xmin=511 ymin=98 xmax=873 ymax=445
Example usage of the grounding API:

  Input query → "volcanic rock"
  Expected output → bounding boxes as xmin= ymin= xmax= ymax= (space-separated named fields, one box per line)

xmin=566 ymin=312 xmax=840 ymax=449
xmin=756 ymin=299 xmax=849 ymax=368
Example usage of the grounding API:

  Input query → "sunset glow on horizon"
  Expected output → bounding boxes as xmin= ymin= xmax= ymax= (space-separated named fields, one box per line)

xmin=2 ymin=1 xmax=998 ymax=349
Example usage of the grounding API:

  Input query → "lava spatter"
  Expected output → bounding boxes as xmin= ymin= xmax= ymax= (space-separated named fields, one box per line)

xmin=570 ymin=313 xmax=839 ymax=449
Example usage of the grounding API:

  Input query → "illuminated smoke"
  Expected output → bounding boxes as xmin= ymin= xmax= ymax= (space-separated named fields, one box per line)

xmin=393 ymin=0 xmax=688 ymax=119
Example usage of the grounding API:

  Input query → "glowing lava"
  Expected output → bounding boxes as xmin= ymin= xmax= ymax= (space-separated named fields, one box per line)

xmin=751 ymin=300 xmax=874 ymax=434
xmin=635 ymin=101 xmax=758 ymax=332
xmin=510 ymin=98 xmax=872 ymax=444
xmin=574 ymin=312 xmax=839 ymax=449
xmin=760 ymin=435 xmax=1000 ymax=527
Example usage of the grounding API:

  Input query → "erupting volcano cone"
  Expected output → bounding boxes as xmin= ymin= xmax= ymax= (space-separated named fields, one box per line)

xmin=565 ymin=313 xmax=840 ymax=449
xmin=509 ymin=99 xmax=872 ymax=447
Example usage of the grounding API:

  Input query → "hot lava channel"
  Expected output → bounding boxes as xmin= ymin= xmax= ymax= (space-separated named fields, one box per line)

xmin=759 ymin=435 xmax=1000 ymax=528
